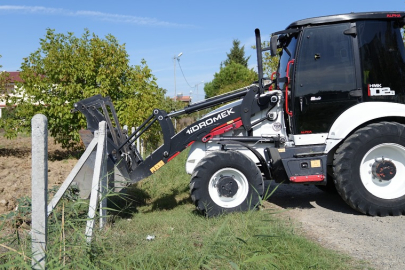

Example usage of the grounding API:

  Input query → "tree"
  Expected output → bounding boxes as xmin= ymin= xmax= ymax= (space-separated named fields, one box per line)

xmin=223 ymin=39 xmax=250 ymax=68
xmin=252 ymin=41 xmax=280 ymax=78
xmin=0 ymin=29 xmax=164 ymax=149
xmin=261 ymin=41 xmax=280 ymax=78
xmin=204 ymin=39 xmax=257 ymax=99
xmin=204 ymin=62 xmax=257 ymax=98
xmin=0 ymin=55 xmax=12 ymax=121
xmin=0 ymin=55 xmax=10 ymax=95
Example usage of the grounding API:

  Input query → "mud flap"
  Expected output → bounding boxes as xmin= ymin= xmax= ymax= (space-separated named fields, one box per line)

xmin=269 ymin=145 xmax=327 ymax=184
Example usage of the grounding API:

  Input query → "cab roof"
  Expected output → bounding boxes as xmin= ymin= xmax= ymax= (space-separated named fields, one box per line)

xmin=287 ymin=11 xmax=405 ymax=29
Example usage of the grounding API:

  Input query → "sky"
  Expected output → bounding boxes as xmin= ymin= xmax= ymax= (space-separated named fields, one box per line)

xmin=1 ymin=1 xmax=404 ymax=103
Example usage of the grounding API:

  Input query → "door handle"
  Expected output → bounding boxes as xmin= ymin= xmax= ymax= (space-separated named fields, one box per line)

xmin=349 ymin=89 xmax=362 ymax=97
xmin=285 ymin=59 xmax=295 ymax=117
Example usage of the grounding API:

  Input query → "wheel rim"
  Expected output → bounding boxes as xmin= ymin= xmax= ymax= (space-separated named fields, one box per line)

xmin=208 ymin=167 xmax=249 ymax=208
xmin=360 ymin=143 xmax=405 ymax=199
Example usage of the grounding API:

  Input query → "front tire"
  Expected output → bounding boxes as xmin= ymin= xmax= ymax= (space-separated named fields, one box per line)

xmin=333 ymin=122 xmax=405 ymax=216
xmin=190 ymin=150 xmax=263 ymax=217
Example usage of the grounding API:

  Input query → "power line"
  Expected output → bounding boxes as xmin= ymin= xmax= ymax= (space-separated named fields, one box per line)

xmin=176 ymin=59 xmax=194 ymax=89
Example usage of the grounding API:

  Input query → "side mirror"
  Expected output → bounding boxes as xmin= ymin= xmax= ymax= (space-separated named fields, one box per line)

xmin=270 ymin=35 xmax=278 ymax=57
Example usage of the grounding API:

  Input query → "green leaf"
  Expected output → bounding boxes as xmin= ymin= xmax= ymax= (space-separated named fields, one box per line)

xmin=229 ymin=261 xmax=240 ymax=270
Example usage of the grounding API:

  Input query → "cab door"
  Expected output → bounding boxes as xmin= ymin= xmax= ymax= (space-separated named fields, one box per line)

xmin=293 ymin=23 xmax=359 ymax=134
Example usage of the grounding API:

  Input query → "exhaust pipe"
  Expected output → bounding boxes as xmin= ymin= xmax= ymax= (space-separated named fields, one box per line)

xmin=255 ymin=28 xmax=264 ymax=93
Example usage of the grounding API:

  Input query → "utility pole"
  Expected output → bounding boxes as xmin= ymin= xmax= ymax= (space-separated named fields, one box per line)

xmin=195 ymin=81 xmax=204 ymax=119
xmin=173 ymin=52 xmax=183 ymax=101
xmin=173 ymin=52 xmax=182 ymax=129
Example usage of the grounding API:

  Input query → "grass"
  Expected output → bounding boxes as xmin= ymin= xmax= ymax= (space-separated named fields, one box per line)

xmin=98 ymin=206 xmax=363 ymax=270
xmin=0 ymin=150 xmax=371 ymax=269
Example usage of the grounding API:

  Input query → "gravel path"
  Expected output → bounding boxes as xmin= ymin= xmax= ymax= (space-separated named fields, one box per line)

xmin=267 ymin=182 xmax=405 ymax=270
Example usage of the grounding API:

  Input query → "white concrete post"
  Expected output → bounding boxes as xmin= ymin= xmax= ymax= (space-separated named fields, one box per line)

xmin=136 ymin=127 xmax=140 ymax=154
xmin=99 ymin=122 xmax=107 ymax=229
xmin=31 ymin=114 xmax=48 ymax=269
xmin=131 ymin=127 xmax=136 ymax=148
xmin=132 ymin=126 xmax=141 ymax=156
xmin=85 ymin=121 xmax=107 ymax=243
xmin=141 ymin=139 xmax=144 ymax=157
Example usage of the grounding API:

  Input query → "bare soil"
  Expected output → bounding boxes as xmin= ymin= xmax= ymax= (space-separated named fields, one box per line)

xmin=0 ymin=134 xmax=77 ymax=214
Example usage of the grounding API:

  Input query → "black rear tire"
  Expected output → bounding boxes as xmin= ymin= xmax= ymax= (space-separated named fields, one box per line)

xmin=333 ymin=122 xmax=405 ymax=216
xmin=190 ymin=150 xmax=264 ymax=217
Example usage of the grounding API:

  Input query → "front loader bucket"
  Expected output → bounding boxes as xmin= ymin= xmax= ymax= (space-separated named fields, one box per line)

xmin=72 ymin=95 xmax=138 ymax=197
xmin=73 ymin=129 xmax=131 ymax=199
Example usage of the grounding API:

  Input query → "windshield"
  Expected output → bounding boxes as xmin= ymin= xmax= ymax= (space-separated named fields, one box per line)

xmin=277 ymin=34 xmax=298 ymax=90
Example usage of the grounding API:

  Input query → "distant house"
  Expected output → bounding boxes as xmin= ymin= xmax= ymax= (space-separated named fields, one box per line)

xmin=0 ymin=71 xmax=23 ymax=118
xmin=173 ymin=94 xmax=192 ymax=106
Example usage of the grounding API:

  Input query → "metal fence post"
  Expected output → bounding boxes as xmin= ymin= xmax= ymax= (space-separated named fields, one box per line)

xmin=31 ymin=114 xmax=48 ymax=269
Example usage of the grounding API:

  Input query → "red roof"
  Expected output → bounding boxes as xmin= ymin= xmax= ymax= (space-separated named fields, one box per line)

xmin=175 ymin=95 xmax=192 ymax=102
xmin=6 ymin=71 xmax=23 ymax=83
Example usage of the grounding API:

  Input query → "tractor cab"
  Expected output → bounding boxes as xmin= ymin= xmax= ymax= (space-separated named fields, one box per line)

xmin=270 ymin=12 xmax=405 ymax=137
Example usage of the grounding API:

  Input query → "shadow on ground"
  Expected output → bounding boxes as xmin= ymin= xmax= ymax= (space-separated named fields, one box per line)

xmin=265 ymin=181 xmax=359 ymax=215
xmin=107 ymin=184 xmax=192 ymax=218
xmin=106 ymin=185 xmax=150 ymax=218
xmin=150 ymin=186 xmax=192 ymax=212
